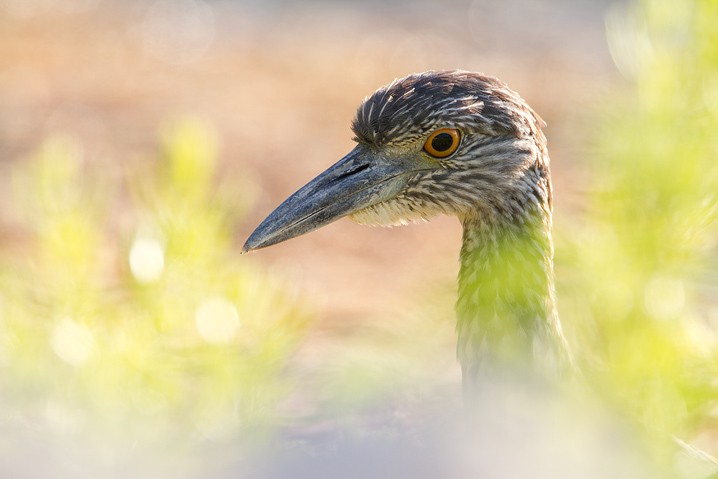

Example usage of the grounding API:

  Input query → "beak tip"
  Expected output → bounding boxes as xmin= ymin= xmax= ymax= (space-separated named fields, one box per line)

xmin=241 ymin=236 xmax=260 ymax=254
xmin=242 ymin=227 xmax=274 ymax=253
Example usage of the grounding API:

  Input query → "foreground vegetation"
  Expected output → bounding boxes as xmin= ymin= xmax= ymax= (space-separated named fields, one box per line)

xmin=0 ymin=120 xmax=314 ymax=468
xmin=557 ymin=0 xmax=718 ymax=462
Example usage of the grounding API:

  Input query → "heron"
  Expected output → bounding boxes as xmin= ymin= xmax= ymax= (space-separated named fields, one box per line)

xmin=243 ymin=70 xmax=573 ymax=390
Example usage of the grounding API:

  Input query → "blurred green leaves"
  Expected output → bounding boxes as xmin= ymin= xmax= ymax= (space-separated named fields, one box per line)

xmin=0 ymin=119 xmax=313 ymax=449
xmin=558 ymin=0 xmax=718 ymax=455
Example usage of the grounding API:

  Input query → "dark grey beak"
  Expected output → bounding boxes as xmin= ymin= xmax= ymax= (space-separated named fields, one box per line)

xmin=243 ymin=145 xmax=409 ymax=252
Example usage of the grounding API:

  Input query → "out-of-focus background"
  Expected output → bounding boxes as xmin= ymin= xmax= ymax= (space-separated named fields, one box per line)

xmin=1 ymin=0 xmax=717 ymax=477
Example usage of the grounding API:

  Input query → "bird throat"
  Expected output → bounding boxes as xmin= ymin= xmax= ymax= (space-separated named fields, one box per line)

xmin=455 ymin=201 xmax=568 ymax=389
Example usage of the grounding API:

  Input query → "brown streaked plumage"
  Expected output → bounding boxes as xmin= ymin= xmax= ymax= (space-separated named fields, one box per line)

xmin=244 ymin=70 xmax=573 ymax=390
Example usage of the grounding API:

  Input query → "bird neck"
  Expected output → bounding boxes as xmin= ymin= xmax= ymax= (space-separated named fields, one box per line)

xmin=455 ymin=170 xmax=570 ymax=389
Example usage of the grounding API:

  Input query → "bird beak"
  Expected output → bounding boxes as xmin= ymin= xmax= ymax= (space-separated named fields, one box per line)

xmin=243 ymin=145 xmax=409 ymax=252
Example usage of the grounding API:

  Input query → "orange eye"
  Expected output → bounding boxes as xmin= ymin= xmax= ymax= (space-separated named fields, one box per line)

xmin=423 ymin=128 xmax=461 ymax=158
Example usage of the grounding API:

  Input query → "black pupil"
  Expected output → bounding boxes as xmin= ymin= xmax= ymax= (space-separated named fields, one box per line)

xmin=431 ymin=133 xmax=454 ymax=152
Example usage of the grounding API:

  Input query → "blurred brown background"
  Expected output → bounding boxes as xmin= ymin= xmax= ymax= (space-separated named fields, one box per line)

xmin=0 ymin=0 xmax=617 ymax=376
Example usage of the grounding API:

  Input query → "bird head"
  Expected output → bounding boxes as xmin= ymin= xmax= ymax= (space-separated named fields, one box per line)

xmin=243 ymin=70 xmax=548 ymax=252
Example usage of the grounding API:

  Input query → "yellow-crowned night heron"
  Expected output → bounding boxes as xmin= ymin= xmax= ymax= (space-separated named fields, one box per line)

xmin=244 ymin=70 xmax=573 ymax=390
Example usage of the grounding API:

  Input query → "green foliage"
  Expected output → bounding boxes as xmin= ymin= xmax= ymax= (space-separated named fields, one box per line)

xmin=0 ymin=120 xmax=313 ymax=451
xmin=557 ymin=0 xmax=718 ymax=458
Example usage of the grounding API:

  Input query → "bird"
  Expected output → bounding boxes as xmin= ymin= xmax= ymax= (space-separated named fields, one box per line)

xmin=241 ymin=70 xmax=718 ymax=475
xmin=243 ymin=70 xmax=573 ymax=391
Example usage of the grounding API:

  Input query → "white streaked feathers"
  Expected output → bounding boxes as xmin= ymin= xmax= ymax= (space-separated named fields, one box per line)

xmin=348 ymin=70 xmax=570 ymax=379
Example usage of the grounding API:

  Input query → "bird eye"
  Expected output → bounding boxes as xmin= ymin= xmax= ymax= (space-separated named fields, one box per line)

xmin=423 ymin=128 xmax=461 ymax=158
